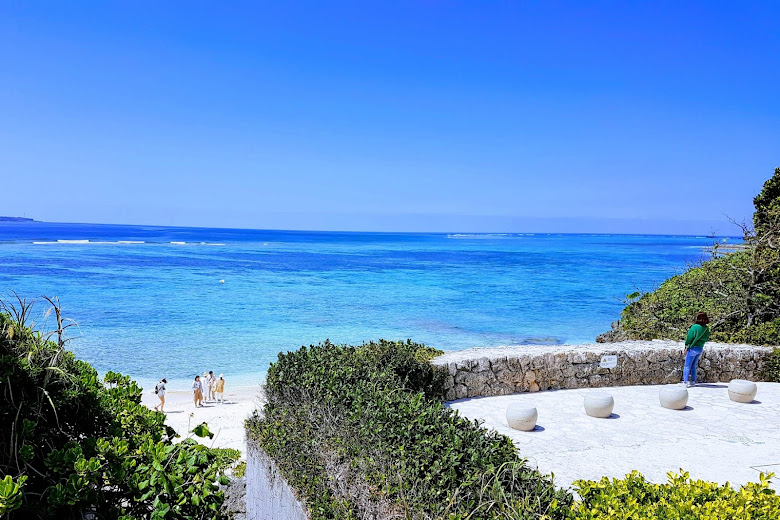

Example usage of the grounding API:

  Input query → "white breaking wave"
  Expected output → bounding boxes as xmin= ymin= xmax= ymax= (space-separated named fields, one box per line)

xmin=447 ymin=233 xmax=517 ymax=239
xmin=56 ymin=239 xmax=89 ymax=244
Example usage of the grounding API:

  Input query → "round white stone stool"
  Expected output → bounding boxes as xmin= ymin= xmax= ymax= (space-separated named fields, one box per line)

xmin=659 ymin=386 xmax=689 ymax=410
xmin=584 ymin=391 xmax=615 ymax=418
xmin=728 ymin=380 xmax=758 ymax=403
xmin=506 ymin=404 xmax=538 ymax=431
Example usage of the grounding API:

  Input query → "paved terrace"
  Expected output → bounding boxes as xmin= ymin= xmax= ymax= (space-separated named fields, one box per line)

xmin=448 ymin=382 xmax=780 ymax=491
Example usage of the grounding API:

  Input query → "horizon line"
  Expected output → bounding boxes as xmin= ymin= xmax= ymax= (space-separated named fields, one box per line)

xmin=1 ymin=218 xmax=746 ymax=239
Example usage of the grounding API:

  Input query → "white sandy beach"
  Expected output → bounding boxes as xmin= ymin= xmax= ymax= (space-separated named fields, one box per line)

xmin=141 ymin=384 xmax=264 ymax=455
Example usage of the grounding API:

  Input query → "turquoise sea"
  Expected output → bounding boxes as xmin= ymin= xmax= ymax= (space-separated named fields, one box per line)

xmin=0 ymin=222 xmax=736 ymax=388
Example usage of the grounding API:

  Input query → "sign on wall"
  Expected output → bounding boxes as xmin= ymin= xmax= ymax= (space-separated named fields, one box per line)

xmin=599 ymin=355 xmax=618 ymax=369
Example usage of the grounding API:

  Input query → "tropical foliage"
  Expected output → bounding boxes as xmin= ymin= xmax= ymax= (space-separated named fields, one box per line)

xmin=0 ymin=297 xmax=239 ymax=519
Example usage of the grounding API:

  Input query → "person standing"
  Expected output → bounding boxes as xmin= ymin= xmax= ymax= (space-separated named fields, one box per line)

xmin=154 ymin=378 xmax=167 ymax=412
xmin=192 ymin=375 xmax=204 ymax=407
xmin=683 ymin=312 xmax=710 ymax=387
xmin=206 ymin=371 xmax=217 ymax=402
xmin=215 ymin=374 xmax=225 ymax=403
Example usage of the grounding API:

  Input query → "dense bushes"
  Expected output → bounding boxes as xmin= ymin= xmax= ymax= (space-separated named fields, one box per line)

xmin=617 ymin=251 xmax=757 ymax=342
xmin=247 ymin=339 xmax=571 ymax=519
xmin=766 ymin=348 xmax=780 ymax=382
xmin=570 ymin=470 xmax=779 ymax=519
xmin=0 ymin=299 xmax=239 ymax=519
xmin=605 ymin=167 xmax=780 ymax=346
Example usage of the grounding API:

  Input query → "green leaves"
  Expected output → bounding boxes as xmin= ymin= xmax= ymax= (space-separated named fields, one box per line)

xmin=0 ymin=475 xmax=27 ymax=515
xmin=1 ymin=301 xmax=240 ymax=520
xmin=192 ymin=422 xmax=214 ymax=439
xmin=752 ymin=167 xmax=780 ymax=236
xmin=766 ymin=348 xmax=780 ymax=382
xmin=251 ymin=340 xmax=571 ymax=519
xmin=572 ymin=470 xmax=780 ymax=519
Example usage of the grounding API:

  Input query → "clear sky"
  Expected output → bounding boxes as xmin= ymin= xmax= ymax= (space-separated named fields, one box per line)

xmin=1 ymin=1 xmax=778 ymax=234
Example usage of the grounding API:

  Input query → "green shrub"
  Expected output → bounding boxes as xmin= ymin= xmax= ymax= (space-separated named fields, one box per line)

xmin=248 ymin=339 xmax=571 ymax=519
xmin=619 ymin=251 xmax=751 ymax=341
xmin=0 ymin=299 xmax=239 ymax=519
xmin=766 ymin=348 xmax=780 ymax=382
xmin=570 ymin=470 xmax=780 ymax=520
xmin=618 ymin=246 xmax=780 ymax=346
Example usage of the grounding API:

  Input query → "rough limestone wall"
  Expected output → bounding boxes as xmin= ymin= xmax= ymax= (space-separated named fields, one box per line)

xmin=431 ymin=341 xmax=774 ymax=401
xmin=245 ymin=440 xmax=308 ymax=520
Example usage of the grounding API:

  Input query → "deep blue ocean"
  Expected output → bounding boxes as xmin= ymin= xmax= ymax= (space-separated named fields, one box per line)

xmin=0 ymin=222 xmax=736 ymax=388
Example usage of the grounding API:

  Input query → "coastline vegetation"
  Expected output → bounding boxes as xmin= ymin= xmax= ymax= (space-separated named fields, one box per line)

xmin=603 ymin=167 xmax=780 ymax=349
xmin=0 ymin=296 xmax=239 ymax=519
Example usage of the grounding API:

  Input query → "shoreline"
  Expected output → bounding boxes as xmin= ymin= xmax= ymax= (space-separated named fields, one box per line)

xmin=141 ymin=385 xmax=264 ymax=455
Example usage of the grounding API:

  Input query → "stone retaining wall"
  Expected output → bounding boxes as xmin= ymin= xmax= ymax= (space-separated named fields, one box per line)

xmin=431 ymin=341 xmax=774 ymax=401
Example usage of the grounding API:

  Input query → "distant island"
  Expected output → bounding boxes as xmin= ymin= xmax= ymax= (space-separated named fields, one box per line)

xmin=0 ymin=216 xmax=35 ymax=222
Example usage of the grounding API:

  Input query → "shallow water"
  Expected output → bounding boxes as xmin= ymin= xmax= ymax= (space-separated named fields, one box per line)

xmin=0 ymin=222 xmax=735 ymax=387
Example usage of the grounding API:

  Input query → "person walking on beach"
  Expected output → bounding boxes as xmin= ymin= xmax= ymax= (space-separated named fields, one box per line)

xmin=192 ymin=375 xmax=204 ymax=407
xmin=682 ymin=312 xmax=710 ymax=387
xmin=215 ymin=374 xmax=225 ymax=403
xmin=206 ymin=370 xmax=217 ymax=402
xmin=154 ymin=378 xmax=167 ymax=412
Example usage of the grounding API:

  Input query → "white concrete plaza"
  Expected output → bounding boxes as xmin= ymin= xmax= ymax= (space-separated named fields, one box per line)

xmin=448 ymin=382 xmax=780 ymax=491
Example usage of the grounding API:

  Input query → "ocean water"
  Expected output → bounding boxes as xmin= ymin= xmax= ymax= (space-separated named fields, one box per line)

xmin=0 ymin=222 xmax=735 ymax=388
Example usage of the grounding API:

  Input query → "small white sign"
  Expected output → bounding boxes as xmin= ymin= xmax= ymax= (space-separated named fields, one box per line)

xmin=600 ymin=355 xmax=618 ymax=369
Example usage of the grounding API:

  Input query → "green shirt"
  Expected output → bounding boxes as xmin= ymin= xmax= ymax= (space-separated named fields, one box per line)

xmin=685 ymin=323 xmax=710 ymax=348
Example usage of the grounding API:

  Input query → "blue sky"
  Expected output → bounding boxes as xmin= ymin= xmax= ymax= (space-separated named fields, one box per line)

xmin=1 ymin=1 xmax=778 ymax=234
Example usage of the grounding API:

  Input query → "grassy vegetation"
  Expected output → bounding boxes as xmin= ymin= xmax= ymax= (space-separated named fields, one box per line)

xmin=0 ymin=297 xmax=239 ymax=519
